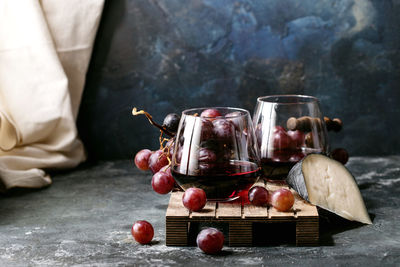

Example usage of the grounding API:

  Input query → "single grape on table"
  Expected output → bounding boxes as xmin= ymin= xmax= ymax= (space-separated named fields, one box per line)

xmin=196 ymin=228 xmax=224 ymax=254
xmin=248 ymin=186 xmax=269 ymax=206
xmin=131 ymin=220 xmax=154 ymax=244
xmin=270 ymin=188 xmax=295 ymax=212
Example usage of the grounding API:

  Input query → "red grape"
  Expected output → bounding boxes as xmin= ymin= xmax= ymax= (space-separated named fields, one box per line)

xmin=160 ymin=165 xmax=172 ymax=177
xmin=331 ymin=148 xmax=349 ymax=165
xmin=131 ymin=220 xmax=154 ymax=244
xmin=148 ymin=150 xmax=169 ymax=174
xmin=196 ymin=228 xmax=224 ymax=254
xmin=248 ymin=186 xmax=269 ymax=206
xmin=212 ymin=119 xmax=234 ymax=140
xmin=200 ymin=108 xmax=221 ymax=118
xmin=270 ymin=188 xmax=295 ymax=212
xmin=152 ymin=171 xmax=175 ymax=194
xmin=198 ymin=148 xmax=217 ymax=163
xmin=134 ymin=149 xmax=153 ymax=171
xmin=274 ymin=125 xmax=286 ymax=133
xmin=287 ymin=130 xmax=305 ymax=147
xmin=272 ymin=128 xmax=294 ymax=150
xmin=200 ymin=119 xmax=214 ymax=140
xmin=182 ymin=187 xmax=207 ymax=211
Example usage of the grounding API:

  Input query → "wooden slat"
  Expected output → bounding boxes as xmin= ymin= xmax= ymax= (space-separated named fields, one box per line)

xmin=266 ymin=182 xmax=294 ymax=219
xmin=242 ymin=204 xmax=268 ymax=218
xmin=251 ymin=180 xmax=266 ymax=188
xmin=166 ymin=192 xmax=189 ymax=218
xmin=266 ymin=181 xmax=289 ymax=191
xmin=165 ymin=185 xmax=319 ymax=247
xmin=190 ymin=201 xmax=216 ymax=218
xmin=291 ymin=190 xmax=318 ymax=217
xmin=229 ymin=222 xmax=252 ymax=246
xmin=215 ymin=202 xmax=241 ymax=218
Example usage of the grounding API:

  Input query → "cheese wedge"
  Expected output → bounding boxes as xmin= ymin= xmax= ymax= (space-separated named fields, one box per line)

xmin=287 ymin=154 xmax=372 ymax=224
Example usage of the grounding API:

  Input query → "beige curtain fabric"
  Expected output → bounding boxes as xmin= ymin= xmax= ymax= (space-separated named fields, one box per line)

xmin=0 ymin=0 xmax=104 ymax=191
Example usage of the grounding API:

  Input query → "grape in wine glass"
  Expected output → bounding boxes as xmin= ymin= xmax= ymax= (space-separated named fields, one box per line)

xmin=171 ymin=107 xmax=260 ymax=201
xmin=200 ymin=108 xmax=221 ymax=118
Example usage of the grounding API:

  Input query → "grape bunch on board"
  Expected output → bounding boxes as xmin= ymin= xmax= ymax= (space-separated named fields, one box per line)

xmin=131 ymin=108 xmax=222 ymax=253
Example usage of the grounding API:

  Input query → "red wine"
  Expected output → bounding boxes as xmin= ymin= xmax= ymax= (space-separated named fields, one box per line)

xmin=172 ymin=160 xmax=260 ymax=200
xmin=260 ymin=149 xmax=307 ymax=180
xmin=260 ymin=159 xmax=297 ymax=180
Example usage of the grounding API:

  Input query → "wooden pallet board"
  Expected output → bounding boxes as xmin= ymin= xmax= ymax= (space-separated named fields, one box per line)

xmin=166 ymin=180 xmax=319 ymax=247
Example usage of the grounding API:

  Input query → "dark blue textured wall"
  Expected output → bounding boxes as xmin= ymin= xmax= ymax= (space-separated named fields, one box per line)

xmin=78 ymin=0 xmax=400 ymax=160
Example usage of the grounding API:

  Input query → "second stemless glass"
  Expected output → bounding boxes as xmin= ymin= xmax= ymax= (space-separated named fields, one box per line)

xmin=171 ymin=107 xmax=260 ymax=201
xmin=253 ymin=95 xmax=329 ymax=180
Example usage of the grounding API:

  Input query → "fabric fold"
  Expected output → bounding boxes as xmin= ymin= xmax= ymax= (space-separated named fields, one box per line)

xmin=0 ymin=109 xmax=20 ymax=151
xmin=0 ymin=0 xmax=104 ymax=191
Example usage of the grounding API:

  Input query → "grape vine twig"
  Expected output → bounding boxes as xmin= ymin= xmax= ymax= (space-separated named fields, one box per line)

xmin=132 ymin=108 xmax=174 ymax=137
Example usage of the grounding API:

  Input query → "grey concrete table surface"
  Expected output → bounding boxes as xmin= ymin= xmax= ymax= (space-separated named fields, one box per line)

xmin=0 ymin=157 xmax=399 ymax=266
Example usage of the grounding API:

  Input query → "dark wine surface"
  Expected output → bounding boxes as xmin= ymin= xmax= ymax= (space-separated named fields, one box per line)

xmin=172 ymin=160 xmax=260 ymax=200
xmin=260 ymin=158 xmax=297 ymax=180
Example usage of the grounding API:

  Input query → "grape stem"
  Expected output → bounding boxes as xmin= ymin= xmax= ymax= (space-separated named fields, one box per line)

xmin=132 ymin=108 xmax=174 ymax=137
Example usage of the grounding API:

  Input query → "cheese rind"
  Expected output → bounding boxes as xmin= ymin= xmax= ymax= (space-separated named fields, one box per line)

xmin=287 ymin=154 xmax=372 ymax=224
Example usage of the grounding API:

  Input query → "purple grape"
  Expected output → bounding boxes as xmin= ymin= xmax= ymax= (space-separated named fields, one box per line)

xmin=163 ymin=113 xmax=180 ymax=133
xmin=196 ymin=228 xmax=224 ymax=254
xmin=200 ymin=109 xmax=221 ymax=118
xmin=212 ymin=119 xmax=234 ymax=140
xmin=248 ymin=186 xmax=269 ymax=206
xmin=198 ymin=148 xmax=217 ymax=163
xmin=200 ymin=119 xmax=214 ymax=140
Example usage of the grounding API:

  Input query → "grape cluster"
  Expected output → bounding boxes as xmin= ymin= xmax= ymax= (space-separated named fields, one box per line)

xmin=133 ymin=112 xmax=179 ymax=195
xmin=256 ymin=124 xmax=350 ymax=165
xmin=248 ymin=186 xmax=295 ymax=212
xmin=132 ymin=111 xmax=225 ymax=253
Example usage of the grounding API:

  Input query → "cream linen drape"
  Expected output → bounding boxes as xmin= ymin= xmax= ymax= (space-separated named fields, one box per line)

xmin=0 ymin=0 xmax=104 ymax=191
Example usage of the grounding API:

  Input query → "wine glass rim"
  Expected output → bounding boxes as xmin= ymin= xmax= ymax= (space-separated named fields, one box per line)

xmin=257 ymin=95 xmax=319 ymax=104
xmin=182 ymin=107 xmax=250 ymax=118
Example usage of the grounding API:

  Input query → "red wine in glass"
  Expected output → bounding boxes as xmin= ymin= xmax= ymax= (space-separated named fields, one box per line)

xmin=171 ymin=107 xmax=261 ymax=201
xmin=253 ymin=95 xmax=329 ymax=181
xmin=172 ymin=160 xmax=260 ymax=200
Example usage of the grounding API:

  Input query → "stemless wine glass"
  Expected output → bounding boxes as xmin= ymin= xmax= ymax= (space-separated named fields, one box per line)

xmin=253 ymin=95 xmax=329 ymax=181
xmin=171 ymin=107 xmax=261 ymax=201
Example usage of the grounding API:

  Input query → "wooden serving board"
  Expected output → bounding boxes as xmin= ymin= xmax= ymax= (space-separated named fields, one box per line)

xmin=165 ymin=180 xmax=319 ymax=247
